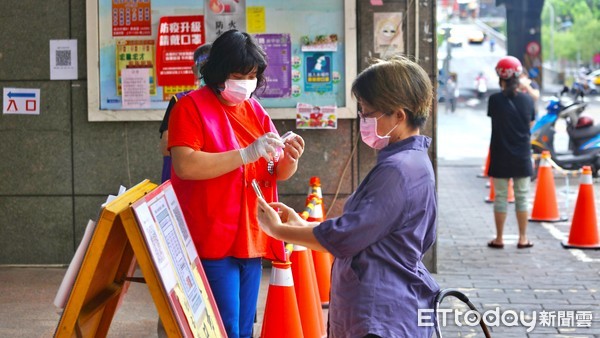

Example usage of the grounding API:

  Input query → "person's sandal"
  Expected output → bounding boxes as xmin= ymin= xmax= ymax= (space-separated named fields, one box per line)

xmin=487 ymin=240 xmax=504 ymax=249
xmin=517 ymin=241 xmax=534 ymax=249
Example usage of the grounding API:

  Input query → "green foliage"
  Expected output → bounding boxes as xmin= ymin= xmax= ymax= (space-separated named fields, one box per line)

xmin=541 ymin=0 xmax=600 ymax=63
xmin=437 ymin=32 xmax=445 ymax=46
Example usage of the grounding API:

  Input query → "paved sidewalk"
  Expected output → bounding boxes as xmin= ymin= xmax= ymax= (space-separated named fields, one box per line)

xmin=436 ymin=164 xmax=600 ymax=337
xmin=2 ymin=163 xmax=599 ymax=337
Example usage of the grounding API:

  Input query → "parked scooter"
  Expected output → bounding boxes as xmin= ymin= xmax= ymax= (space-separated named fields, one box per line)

xmin=571 ymin=78 xmax=598 ymax=97
xmin=531 ymin=88 xmax=600 ymax=177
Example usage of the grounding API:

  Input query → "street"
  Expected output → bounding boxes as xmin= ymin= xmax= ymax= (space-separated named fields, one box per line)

xmin=437 ymin=22 xmax=600 ymax=163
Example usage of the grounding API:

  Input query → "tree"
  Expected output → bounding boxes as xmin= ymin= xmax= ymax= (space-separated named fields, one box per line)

xmin=541 ymin=0 xmax=600 ymax=64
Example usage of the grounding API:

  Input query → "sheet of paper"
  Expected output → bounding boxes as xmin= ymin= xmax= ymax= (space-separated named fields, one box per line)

xmin=53 ymin=220 xmax=96 ymax=308
xmin=121 ymin=68 xmax=151 ymax=109
xmin=148 ymin=196 xmax=206 ymax=323
xmin=50 ymin=39 xmax=78 ymax=80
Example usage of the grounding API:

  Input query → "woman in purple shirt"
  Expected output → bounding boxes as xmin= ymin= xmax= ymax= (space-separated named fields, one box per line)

xmin=257 ymin=56 xmax=439 ymax=337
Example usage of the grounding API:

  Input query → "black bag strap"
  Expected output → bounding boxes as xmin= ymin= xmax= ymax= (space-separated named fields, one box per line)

xmin=506 ymin=95 xmax=520 ymax=115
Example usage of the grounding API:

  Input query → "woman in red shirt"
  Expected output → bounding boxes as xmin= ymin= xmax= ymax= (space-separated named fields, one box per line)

xmin=168 ymin=29 xmax=304 ymax=338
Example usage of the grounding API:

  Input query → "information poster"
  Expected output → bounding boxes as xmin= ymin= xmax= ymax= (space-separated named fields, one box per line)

xmin=93 ymin=0 xmax=349 ymax=117
xmin=204 ymin=0 xmax=247 ymax=43
xmin=132 ymin=181 xmax=226 ymax=337
xmin=115 ymin=40 xmax=157 ymax=96
xmin=304 ymin=52 xmax=333 ymax=93
xmin=112 ymin=0 xmax=152 ymax=37
xmin=246 ymin=6 xmax=265 ymax=33
xmin=121 ymin=68 xmax=151 ymax=109
xmin=296 ymin=102 xmax=337 ymax=129
xmin=254 ymin=33 xmax=291 ymax=98
xmin=156 ymin=15 xmax=205 ymax=87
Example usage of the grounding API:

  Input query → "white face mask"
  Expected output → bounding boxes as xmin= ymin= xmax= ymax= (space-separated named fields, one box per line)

xmin=360 ymin=114 xmax=398 ymax=149
xmin=221 ymin=78 xmax=257 ymax=104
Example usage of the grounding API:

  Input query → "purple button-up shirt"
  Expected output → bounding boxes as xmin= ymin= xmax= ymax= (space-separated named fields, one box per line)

xmin=314 ymin=135 xmax=439 ymax=338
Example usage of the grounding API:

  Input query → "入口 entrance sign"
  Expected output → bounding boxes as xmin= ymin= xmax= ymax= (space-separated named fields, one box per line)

xmin=3 ymin=87 xmax=40 ymax=115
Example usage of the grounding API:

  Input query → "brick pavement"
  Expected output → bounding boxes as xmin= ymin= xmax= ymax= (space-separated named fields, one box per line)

xmin=435 ymin=163 xmax=600 ymax=337
xmin=2 ymin=162 xmax=599 ymax=337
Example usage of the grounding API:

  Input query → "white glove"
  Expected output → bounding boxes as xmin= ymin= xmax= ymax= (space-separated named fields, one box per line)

xmin=239 ymin=132 xmax=284 ymax=164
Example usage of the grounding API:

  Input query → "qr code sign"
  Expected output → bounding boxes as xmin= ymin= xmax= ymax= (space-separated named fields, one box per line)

xmin=56 ymin=50 xmax=71 ymax=67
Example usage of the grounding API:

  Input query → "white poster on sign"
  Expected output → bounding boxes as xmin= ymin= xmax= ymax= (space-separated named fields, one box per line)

xmin=373 ymin=12 xmax=404 ymax=57
xmin=121 ymin=68 xmax=151 ymax=109
xmin=204 ymin=0 xmax=247 ymax=43
xmin=50 ymin=39 xmax=78 ymax=80
xmin=3 ymin=88 xmax=41 ymax=115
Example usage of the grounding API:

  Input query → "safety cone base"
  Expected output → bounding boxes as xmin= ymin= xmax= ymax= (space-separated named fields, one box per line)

xmin=529 ymin=215 xmax=569 ymax=223
xmin=561 ymin=241 xmax=600 ymax=250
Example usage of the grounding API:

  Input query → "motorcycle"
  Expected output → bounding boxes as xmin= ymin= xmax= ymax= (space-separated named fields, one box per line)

xmin=530 ymin=88 xmax=600 ymax=177
xmin=571 ymin=78 xmax=598 ymax=97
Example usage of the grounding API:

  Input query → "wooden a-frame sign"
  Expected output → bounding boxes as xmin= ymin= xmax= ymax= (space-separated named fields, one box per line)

xmin=54 ymin=179 xmax=226 ymax=337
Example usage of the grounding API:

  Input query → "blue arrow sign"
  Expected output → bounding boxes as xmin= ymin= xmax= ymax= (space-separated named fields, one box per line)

xmin=8 ymin=92 xmax=36 ymax=98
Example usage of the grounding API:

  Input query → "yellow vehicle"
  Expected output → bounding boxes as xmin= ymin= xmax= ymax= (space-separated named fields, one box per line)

xmin=588 ymin=69 xmax=600 ymax=86
xmin=467 ymin=29 xmax=485 ymax=44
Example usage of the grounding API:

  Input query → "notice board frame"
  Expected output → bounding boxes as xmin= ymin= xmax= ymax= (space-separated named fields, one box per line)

xmin=85 ymin=0 xmax=357 ymax=122
xmin=54 ymin=179 xmax=226 ymax=337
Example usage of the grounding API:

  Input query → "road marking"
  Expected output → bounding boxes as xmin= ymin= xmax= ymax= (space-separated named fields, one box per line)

xmin=541 ymin=222 xmax=600 ymax=262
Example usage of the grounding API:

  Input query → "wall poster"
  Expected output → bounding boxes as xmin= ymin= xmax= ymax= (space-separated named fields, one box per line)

xmin=87 ymin=0 xmax=357 ymax=121
xmin=373 ymin=12 xmax=403 ymax=57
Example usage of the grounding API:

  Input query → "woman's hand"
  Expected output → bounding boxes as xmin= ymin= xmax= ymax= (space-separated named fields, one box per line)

xmin=257 ymin=199 xmax=307 ymax=238
xmin=275 ymin=132 xmax=305 ymax=180
xmin=268 ymin=202 xmax=305 ymax=227
xmin=257 ymin=198 xmax=327 ymax=252
xmin=240 ymin=132 xmax=284 ymax=164
xmin=256 ymin=197 xmax=283 ymax=238
xmin=282 ymin=133 xmax=305 ymax=164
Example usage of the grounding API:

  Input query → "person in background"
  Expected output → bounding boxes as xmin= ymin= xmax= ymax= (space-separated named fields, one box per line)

xmin=475 ymin=71 xmax=488 ymax=99
xmin=159 ymin=43 xmax=211 ymax=183
xmin=445 ymin=73 xmax=458 ymax=113
xmin=257 ymin=56 xmax=439 ymax=338
xmin=518 ymin=70 xmax=540 ymax=102
xmin=168 ymin=29 xmax=305 ymax=338
xmin=487 ymin=56 xmax=536 ymax=250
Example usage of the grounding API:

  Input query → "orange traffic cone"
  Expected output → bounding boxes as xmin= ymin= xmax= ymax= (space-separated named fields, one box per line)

xmin=306 ymin=177 xmax=333 ymax=308
xmin=530 ymin=151 xmax=568 ymax=222
xmin=290 ymin=245 xmax=326 ymax=338
xmin=485 ymin=178 xmax=515 ymax=203
xmin=562 ymin=166 xmax=600 ymax=249
xmin=306 ymin=250 xmax=326 ymax=334
xmin=485 ymin=177 xmax=495 ymax=203
xmin=261 ymin=261 xmax=304 ymax=338
xmin=507 ymin=178 xmax=515 ymax=203
xmin=477 ymin=148 xmax=490 ymax=178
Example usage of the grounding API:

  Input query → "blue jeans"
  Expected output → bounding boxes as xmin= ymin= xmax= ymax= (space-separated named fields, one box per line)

xmin=202 ymin=257 xmax=262 ymax=338
xmin=161 ymin=155 xmax=171 ymax=183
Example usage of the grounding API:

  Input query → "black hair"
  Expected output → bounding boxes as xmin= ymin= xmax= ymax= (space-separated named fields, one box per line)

xmin=501 ymin=77 xmax=519 ymax=97
xmin=351 ymin=56 xmax=432 ymax=129
xmin=201 ymin=30 xmax=268 ymax=95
